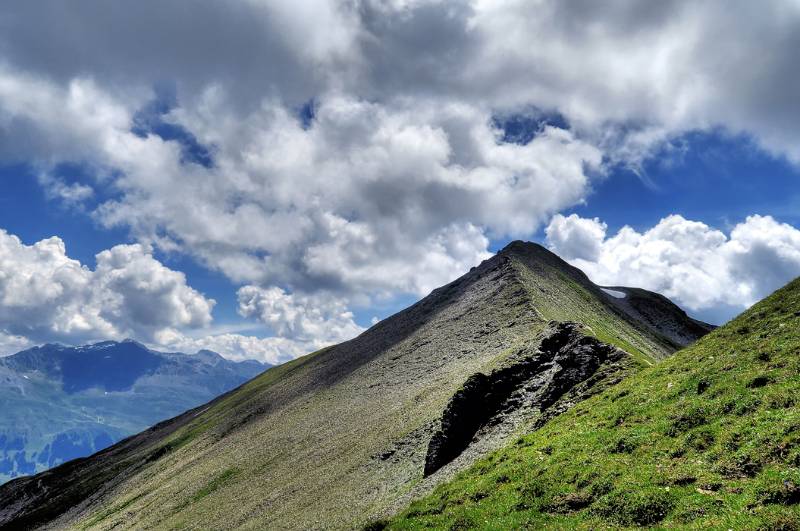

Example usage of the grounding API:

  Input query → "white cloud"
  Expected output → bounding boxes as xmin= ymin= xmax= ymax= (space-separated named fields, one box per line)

xmin=546 ymin=213 xmax=800 ymax=322
xmin=37 ymin=173 xmax=94 ymax=205
xmin=0 ymin=70 xmax=598 ymax=302
xmin=237 ymin=285 xmax=364 ymax=345
xmin=466 ymin=1 xmax=800 ymax=162
xmin=0 ymin=229 xmax=214 ymax=351
xmin=162 ymin=97 xmax=599 ymax=295
xmin=0 ymin=1 xmax=797 ymax=182
xmin=726 ymin=215 xmax=800 ymax=301
xmin=544 ymin=214 xmax=607 ymax=262
xmin=153 ymin=329 xmax=312 ymax=365
xmin=0 ymin=67 xmax=143 ymax=164
xmin=92 ymin=244 xmax=214 ymax=335
xmin=0 ymin=332 xmax=33 ymax=357
xmin=0 ymin=1 xmax=798 ymax=356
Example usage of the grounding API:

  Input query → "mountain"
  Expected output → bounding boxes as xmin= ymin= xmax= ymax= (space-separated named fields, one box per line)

xmin=0 ymin=242 xmax=711 ymax=530
xmin=390 ymin=277 xmax=800 ymax=529
xmin=0 ymin=340 xmax=266 ymax=485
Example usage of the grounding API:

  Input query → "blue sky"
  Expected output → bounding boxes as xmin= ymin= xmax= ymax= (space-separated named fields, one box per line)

xmin=1 ymin=1 xmax=799 ymax=362
xmin=577 ymin=132 xmax=800 ymax=234
xmin=491 ymin=129 xmax=800 ymax=247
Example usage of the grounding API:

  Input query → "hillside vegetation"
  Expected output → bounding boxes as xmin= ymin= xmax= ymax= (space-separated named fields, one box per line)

xmin=388 ymin=278 xmax=800 ymax=530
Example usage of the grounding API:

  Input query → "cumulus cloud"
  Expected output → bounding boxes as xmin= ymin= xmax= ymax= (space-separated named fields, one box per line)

xmin=1 ymin=1 xmax=799 ymax=356
xmin=467 ymin=1 xmax=800 ymax=163
xmin=0 ymin=68 xmax=141 ymax=164
xmin=237 ymin=286 xmax=364 ymax=345
xmin=0 ymin=69 xmax=597 ymax=302
xmin=546 ymin=213 xmax=800 ymax=322
xmin=3 ymin=1 xmax=797 ymax=159
xmin=37 ymin=173 xmax=94 ymax=205
xmin=544 ymin=214 xmax=607 ymax=262
xmin=132 ymin=97 xmax=598 ymax=296
xmin=0 ymin=229 xmax=214 ymax=350
xmin=154 ymin=330 xmax=314 ymax=366
xmin=92 ymin=244 xmax=215 ymax=335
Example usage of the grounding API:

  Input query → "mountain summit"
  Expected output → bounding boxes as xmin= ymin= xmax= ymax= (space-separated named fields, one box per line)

xmin=0 ymin=242 xmax=711 ymax=530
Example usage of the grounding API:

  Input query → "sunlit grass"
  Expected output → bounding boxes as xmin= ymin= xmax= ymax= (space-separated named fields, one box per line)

xmin=387 ymin=278 xmax=800 ymax=529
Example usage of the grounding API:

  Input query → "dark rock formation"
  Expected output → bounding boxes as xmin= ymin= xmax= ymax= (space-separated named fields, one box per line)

xmin=423 ymin=322 xmax=625 ymax=476
xmin=423 ymin=373 xmax=492 ymax=477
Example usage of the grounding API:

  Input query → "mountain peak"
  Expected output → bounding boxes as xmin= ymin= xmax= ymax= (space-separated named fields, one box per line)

xmin=194 ymin=349 xmax=225 ymax=364
xmin=496 ymin=239 xmax=585 ymax=278
xmin=0 ymin=245 xmax=715 ymax=530
xmin=498 ymin=239 xmax=576 ymax=266
xmin=498 ymin=239 xmax=546 ymax=255
xmin=77 ymin=339 xmax=148 ymax=353
xmin=120 ymin=338 xmax=153 ymax=352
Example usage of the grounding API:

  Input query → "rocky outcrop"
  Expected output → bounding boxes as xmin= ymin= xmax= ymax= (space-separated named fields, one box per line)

xmin=424 ymin=322 xmax=626 ymax=476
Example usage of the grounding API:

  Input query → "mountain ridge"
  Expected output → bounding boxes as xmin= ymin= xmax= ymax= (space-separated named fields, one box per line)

xmin=0 ymin=241 xmax=712 ymax=530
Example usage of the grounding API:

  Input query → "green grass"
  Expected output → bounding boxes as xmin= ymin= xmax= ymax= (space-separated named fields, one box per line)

xmin=81 ymin=492 xmax=148 ymax=529
xmin=191 ymin=467 xmax=241 ymax=503
xmin=388 ymin=278 xmax=800 ymax=529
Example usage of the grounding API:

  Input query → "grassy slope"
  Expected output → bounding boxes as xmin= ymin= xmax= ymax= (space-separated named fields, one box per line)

xmin=388 ymin=278 xmax=800 ymax=530
xmin=0 ymin=244 xmax=704 ymax=530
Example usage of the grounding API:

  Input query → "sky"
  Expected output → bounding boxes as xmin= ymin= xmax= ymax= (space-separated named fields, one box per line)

xmin=1 ymin=0 xmax=800 ymax=363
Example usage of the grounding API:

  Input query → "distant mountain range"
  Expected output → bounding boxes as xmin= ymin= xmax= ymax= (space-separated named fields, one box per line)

xmin=0 ymin=241 xmax=716 ymax=529
xmin=0 ymin=340 xmax=266 ymax=485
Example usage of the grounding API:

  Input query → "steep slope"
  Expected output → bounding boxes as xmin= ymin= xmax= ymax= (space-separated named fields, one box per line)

xmin=599 ymin=285 xmax=714 ymax=347
xmin=0 ymin=341 xmax=265 ymax=484
xmin=390 ymin=277 xmax=800 ymax=530
xmin=0 ymin=242 xmax=709 ymax=530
